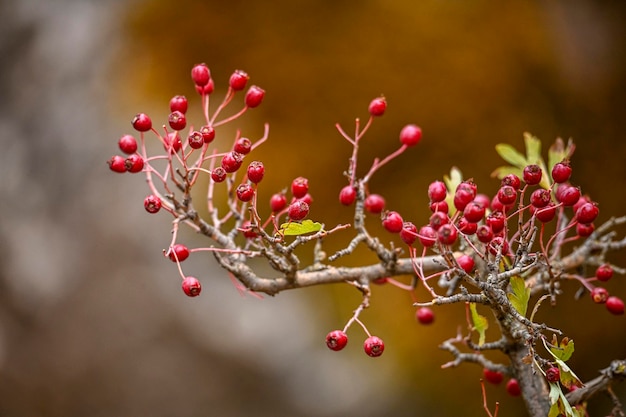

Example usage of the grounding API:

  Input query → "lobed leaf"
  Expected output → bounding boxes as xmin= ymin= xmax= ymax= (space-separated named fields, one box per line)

xmin=469 ymin=303 xmax=488 ymax=346
xmin=495 ymin=144 xmax=528 ymax=167
xmin=507 ymin=275 xmax=530 ymax=317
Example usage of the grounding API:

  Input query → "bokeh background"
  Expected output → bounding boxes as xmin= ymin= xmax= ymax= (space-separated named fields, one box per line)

xmin=1 ymin=0 xmax=625 ymax=415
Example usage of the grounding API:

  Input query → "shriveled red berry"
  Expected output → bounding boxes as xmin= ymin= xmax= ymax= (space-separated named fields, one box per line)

xmin=576 ymin=202 xmax=599 ymax=224
xmin=163 ymin=132 xmax=182 ymax=153
xmin=108 ymin=155 xmax=127 ymax=173
xmin=125 ymin=154 xmax=144 ymax=173
xmin=168 ymin=111 xmax=186 ymax=131
xmin=200 ymin=125 xmax=216 ymax=144
xmin=221 ymin=151 xmax=244 ymax=173
xmin=506 ymin=379 xmax=521 ymax=397
xmin=236 ymin=183 xmax=255 ymax=202
xmin=291 ymin=177 xmax=309 ymax=199
xmin=399 ymin=124 xmax=422 ymax=147
xmin=400 ymin=222 xmax=418 ymax=246
xmin=556 ymin=185 xmax=580 ymax=207
xmin=456 ymin=254 xmax=475 ymax=274
xmin=606 ymin=296 xmax=624 ymax=315
xmin=535 ymin=203 xmax=557 ymax=223
xmin=463 ymin=201 xmax=486 ymax=223
xmin=245 ymin=85 xmax=265 ymax=108
xmin=169 ymin=95 xmax=188 ymax=114
xmin=188 ymin=131 xmax=204 ymax=149
xmin=168 ymin=244 xmax=190 ymax=262
xmin=191 ymin=63 xmax=210 ymax=87
xmin=288 ymin=200 xmax=309 ymax=221
xmin=428 ymin=180 xmax=447 ymax=203
xmin=247 ymin=161 xmax=265 ymax=184
xmin=596 ymin=264 xmax=614 ymax=282
xmin=182 ymin=276 xmax=202 ymax=297
xmin=132 ymin=113 xmax=152 ymax=132
xmin=483 ymin=369 xmax=504 ymax=385
xmin=325 ymin=330 xmax=348 ymax=351
xmin=363 ymin=336 xmax=385 ymax=357
xmin=416 ymin=307 xmax=435 ymax=325
xmin=234 ymin=137 xmax=252 ymax=155
xmin=418 ymin=225 xmax=437 ymax=247
xmin=523 ymin=164 xmax=543 ymax=185
xmin=211 ymin=167 xmax=227 ymax=183
xmin=339 ymin=185 xmax=357 ymax=206
xmin=382 ymin=211 xmax=404 ymax=233
xmin=476 ymin=225 xmax=494 ymax=244
xmin=229 ymin=69 xmax=249 ymax=91
xmin=457 ymin=217 xmax=477 ymax=235
xmin=497 ymin=185 xmax=517 ymax=206
xmin=546 ymin=367 xmax=560 ymax=383
xmin=591 ymin=287 xmax=609 ymax=304
xmin=530 ymin=189 xmax=551 ymax=208
xmin=365 ymin=194 xmax=385 ymax=214
xmin=486 ymin=211 xmax=505 ymax=234
xmin=368 ymin=96 xmax=387 ymax=117
xmin=551 ymin=161 xmax=572 ymax=184
xmin=437 ymin=223 xmax=458 ymax=245
xmin=577 ymin=222 xmax=595 ymax=237
xmin=501 ymin=174 xmax=521 ymax=190
xmin=118 ymin=134 xmax=137 ymax=154
xmin=144 ymin=194 xmax=162 ymax=213
xmin=270 ymin=193 xmax=287 ymax=212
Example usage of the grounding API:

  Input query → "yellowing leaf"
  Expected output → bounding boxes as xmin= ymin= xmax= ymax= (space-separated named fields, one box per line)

xmin=469 ymin=303 xmax=488 ymax=346
xmin=507 ymin=276 xmax=530 ymax=317
xmin=279 ymin=219 xmax=323 ymax=236
xmin=443 ymin=167 xmax=463 ymax=215
xmin=524 ymin=133 xmax=542 ymax=164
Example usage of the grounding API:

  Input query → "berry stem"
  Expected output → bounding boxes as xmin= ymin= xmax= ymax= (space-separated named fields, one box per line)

xmin=363 ymin=144 xmax=408 ymax=183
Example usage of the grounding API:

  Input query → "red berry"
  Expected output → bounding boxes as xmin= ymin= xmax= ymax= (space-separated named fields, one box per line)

xmin=288 ymin=201 xmax=309 ymax=221
xmin=497 ymin=185 xmax=517 ymax=206
xmin=364 ymin=194 xmax=385 ymax=214
xmin=382 ymin=211 xmax=404 ymax=233
xmin=506 ymin=379 xmax=521 ymax=397
xmin=247 ymin=161 xmax=265 ymax=184
xmin=556 ymin=185 xmax=580 ymax=207
xmin=169 ymin=95 xmax=188 ymax=114
xmin=168 ymin=244 xmax=190 ymax=262
xmin=245 ymin=85 xmax=265 ymax=108
xmin=211 ymin=167 xmax=227 ymax=183
xmin=490 ymin=195 xmax=512 ymax=213
xmin=221 ymin=151 xmax=244 ymax=173
xmin=551 ymin=161 xmax=572 ymax=184
xmin=454 ymin=188 xmax=474 ymax=212
xmin=131 ymin=113 xmax=152 ymax=132
xmin=416 ymin=307 xmax=435 ymax=324
xmin=182 ymin=276 xmax=202 ymax=297
xmin=188 ymin=131 xmax=204 ymax=149
xmin=457 ymin=217 xmax=477 ymax=235
xmin=339 ymin=185 xmax=357 ymax=206
xmin=399 ymin=124 xmax=422 ymax=147
xmin=168 ymin=111 xmax=187 ymax=131
xmin=483 ymin=369 xmax=504 ymax=385
xmin=144 ymin=194 xmax=162 ymax=213
xmin=200 ymin=125 xmax=216 ymax=143
xmin=363 ymin=336 xmax=385 ymax=357
xmin=291 ymin=177 xmax=309 ymax=199
xmin=298 ymin=193 xmax=313 ymax=205
xmin=530 ymin=189 xmax=551 ymax=208
xmin=486 ymin=211 xmax=505 ymax=234
xmin=522 ymin=164 xmax=542 ymax=185
xmin=456 ymin=254 xmax=475 ymax=273
xmin=240 ymin=220 xmax=258 ymax=239
xmin=325 ymin=330 xmax=348 ymax=351
xmin=236 ymin=183 xmax=255 ymax=202
xmin=596 ymin=264 xmax=614 ymax=282
xmin=488 ymin=236 xmax=509 ymax=256
xmin=476 ymin=225 xmax=494 ymax=244
xmin=270 ymin=193 xmax=287 ymax=212
xmin=163 ymin=132 xmax=182 ymax=153
xmin=573 ymin=195 xmax=591 ymax=214
xmin=501 ymin=174 xmax=521 ymax=190
xmin=108 ymin=155 xmax=127 ymax=173
xmin=368 ymin=96 xmax=387 ymax=116
xmin=546 ymin=367 xmax=560 ymax=383
xmin=606 ymin=296 xmax=624 ymax=315
xmin=576 ymin=222 xmax=595 ymax=237
xmin=591 ymin=287 xmax=609 ymax=304
xmin=229 ymin=69 xmax=249 ymax=91
xmin=463 ymin=201 xmax=486 ymax=223
xmin=575 ymin=202 xmax=599 ymax=224
xmin=125 ymin=153 xmax=144 ymax=173
xmin=191 ymin=63 xmax=210 ymax=87
xmin=474 ymin=193 xmax=491 ymax=210
xmin=429 ymin=200 xmax=449 ymax=214
xmin=195 ymin=79 xmax=214 ymax=95
xmin=234 ymin=137 xmax=252 ymax=155
xmin=118 ymin=134 xmax=137 ymax=154
xmin=535 ymin=202 xmax=557 ymax=223
xmin=437 ymin=223 xmax=458 ymax=245
xmin=400 ymin=222 xmax=418 ymax=246
xmin=428 ymin=180 xmax=447 ymax=203
xmin=418 ymin=225 xmax=437 ymax=247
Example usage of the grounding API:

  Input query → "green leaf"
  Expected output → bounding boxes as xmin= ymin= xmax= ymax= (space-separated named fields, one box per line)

xmin=523 ymin=133 xmax=542 ymax=164
xmin=547 ymin=382 xmax=577 ymax=417
xmin=507 ymin=276 xmax=530 ymax=317
xmin=543 ymin=338 xmax=583 ymax=390
xmin=469 ymin=303 xmax=488 ymax=346
xmin=550 ymin=338 xmax=575 ymax=362
xmin=490 ymin=165 xmax=522 ymax=180
xmin=495 ymin=144 xmax=528 ymax=167
xmin=443 ymin=167 xmax=463 ymax=215
xmin=279 ymin=219 xmax=323 ymax=236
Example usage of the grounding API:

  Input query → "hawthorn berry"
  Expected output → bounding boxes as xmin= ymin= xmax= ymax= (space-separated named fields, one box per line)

xmin=606 ymin=296 xmax=625 ymax=315
xmin=490 ymin=195 xmax=512 ymax=213
xmin=418 ymin=225 xmax=437 ymax=247
xmin=556 ymin=185 xmax=580 ymax=207
xmin=325 ymin=330 xmax=348 ymax=351
xmin=400 ymin=222 xmax=418 ymax=246
xmin=576 ymin=222 xmax=595 ymax=237
xmin=195 ymin=79 xmax=215 ymax=95
xmin=535 ymin=203 xmax=557 ymax=223
xmin=522 ymin=164 xmax=542 ymax=185
xmin=229 ymin=69 xmax=249 ymax=91
xmin=291 ymin=177 xmax=309 ymax=199
xmin=270 ymin=193 xmax=287 ymax=212
xmin=530 ymin=189 xmax=551 ymax=208
xmin=144 ymin=194 xmax=162 ymax=213
xmin=429 ymin=200 xmax=449 ymax=214
xmin=188 ymin=131 xmax=204 ymax=149
xmin=546 ymin=367 xmax=560 ymax=383
xmin=168 ymin=111 xmax=186 ymax=131
xmin=363 ymin=336 xmax=385 ymax=357
xmin=191 ymin=63 xmax=211 ymax=87
xmin=428 ymin=180 xmax=447 ymax=203
xmin=483 ymin=369 xmax=504 ymax=385
xmin=182 ymin=276 xmax=202 ymax=297
xmin=590 ymin=287 xmax=609 ymax=304
xmin=168 ymin=244 xmax=190 ymax=262
xmin=476 ymin=225 xmax=494 ymax=244
xmin=338 ymin=185 xmax=357 ymax=206
xmin=382 ymin=211 xmax=404 ymax=233
xmin=288 ymin=200 xmax=309 ymax=221
xmin=497 ymin=185 xmax=517 ymax=206
xmin=245 ymin=85 xmax=265 ymax=108
xmin=247 ymin=161 xmax=265 ymax=184
xmin=429 ymin=211 xmax=449 ymax=230
xmin=501 ymin=173 xmax=521 ymax=190
xmin=240 ymin=220 xmax=258 ymax=239
xmin=234 ymin=137 xmax=252 ymax=155
xmin=298 ymin=193 xmax=313 ymax=205
xmin=118 ymin=134 xmax=137 ymax=154
xmin=575 ymin=202 xmax=599 ymax=225
xmin=364 ymin=194 xmax=385 ymax=214
xmin=463 ymin=201 xmax=486 ymax=223
xmin=169 ymin=95 xmax=188 ymax=114
xmin=131 ymin=113 xmax=152 ymax=132
xmin=108 ymin=155 xmax=127 ymax=173
xmin=456 ymin=254 xmax=475 ymax=274
xmin=125 ymin=154 xmax=144 ymax=173
xmin=222 ymin=151 xmax=244 ymax=173
xmin=200 ymin=125 xmax=216 ymax=143
xmin=596 ymin=264 xmax=613 ymax=282
xmin=486 ymin=211 xmax=505 ymax=234
xmin=399 ymin=124 xmax=422 ymax=147
xmin=437 ymin=223 xmax=458 ymax=245
xmin=488 ymin=236 xmax=509 ymax=256
xmin=416 ymin=307 xmax=435 ymax=325
xmin=163 ymin=132 xmax=182 ymax=153
xmin=506 ymin=379 xmax=521 ymax=397
xmin=368 ymin=96 xmax=386 ymax=117
xmin=211 ymin=167 xmax=227 ymax=183
xmin=236 ymin=183 xmax=255 ymax=202
xmin=457 ymin=217 xmax=478 ymax=235
xmin=453 ymin=187 xmax=474 ymax=212
xmin=551 ymin=161 xmax=572 ymax=184
xmin=573 ymin=195 xmax=592 ymax=214
xmin=474 ymin=193 xmax=491 ymax=210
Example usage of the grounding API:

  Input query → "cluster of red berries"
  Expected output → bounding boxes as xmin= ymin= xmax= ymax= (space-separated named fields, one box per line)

xmin=483 ymin=368 xmax=521 ymax=397
xmin=325 ymin=330 xmax=385 ymax=358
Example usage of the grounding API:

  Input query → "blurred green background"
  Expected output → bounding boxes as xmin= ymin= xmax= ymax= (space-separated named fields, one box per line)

xmin=1 ymin=0 xmax=625 ymax=416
